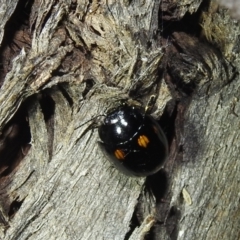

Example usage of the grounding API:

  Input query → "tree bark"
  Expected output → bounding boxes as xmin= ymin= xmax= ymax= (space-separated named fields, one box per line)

xmin=0 ymin=0 xmax=239 ymax=239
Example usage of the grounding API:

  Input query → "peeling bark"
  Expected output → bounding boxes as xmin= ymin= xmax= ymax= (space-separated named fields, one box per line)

xmin=0 ymin=0 xmax=239 ymax=239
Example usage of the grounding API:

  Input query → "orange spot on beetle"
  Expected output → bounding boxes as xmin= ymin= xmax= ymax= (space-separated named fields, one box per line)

xmin=114 ymin=149 xmax=125 ymax=160
xmin=137 ymin=135 xmax=150 ymax=148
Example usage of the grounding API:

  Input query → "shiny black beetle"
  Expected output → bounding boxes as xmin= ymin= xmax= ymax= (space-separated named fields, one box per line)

xmin=98 ymin=103 xmax=168 ymax=177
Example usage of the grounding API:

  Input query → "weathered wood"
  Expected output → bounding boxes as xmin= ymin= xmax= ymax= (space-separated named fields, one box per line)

xmin=0 ymin=0 xmax=239 ymax=239
xmin=168 ymin=3 xmax=240 ymax=239
xmin=218 ymin=0 xmax=240 ymax=19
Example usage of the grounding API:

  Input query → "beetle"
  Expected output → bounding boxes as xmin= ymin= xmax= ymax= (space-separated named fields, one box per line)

xmin=98 ymin=102 xmax=168 ymax=177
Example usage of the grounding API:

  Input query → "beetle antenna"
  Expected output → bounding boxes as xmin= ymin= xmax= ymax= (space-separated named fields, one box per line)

xmin=145 ymin=95 xmax=156 ymax=114
xmin=77 ymin=114 xmax=106 ymax=129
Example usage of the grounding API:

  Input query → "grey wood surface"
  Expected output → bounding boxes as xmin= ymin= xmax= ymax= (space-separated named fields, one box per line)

xmin=0 ymin=0 xmax=239 ymax=239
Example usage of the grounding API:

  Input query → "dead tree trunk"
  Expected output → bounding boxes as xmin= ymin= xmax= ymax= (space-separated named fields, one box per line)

xmin=0 ymin=0 xmax=239 ymax=239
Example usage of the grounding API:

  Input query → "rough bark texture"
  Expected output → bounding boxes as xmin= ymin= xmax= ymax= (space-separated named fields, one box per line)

xmin=218 ymin=0 xmax=240 ymax=19
xmin=0 ymin=0 xmax=239 ymax=240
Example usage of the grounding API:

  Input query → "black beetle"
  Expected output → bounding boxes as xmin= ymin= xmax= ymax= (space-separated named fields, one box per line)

xmin=98 ymin=103 xmax=168 ymax=177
